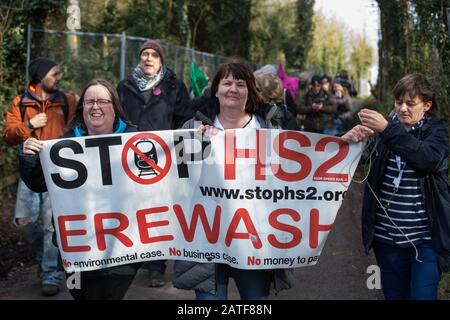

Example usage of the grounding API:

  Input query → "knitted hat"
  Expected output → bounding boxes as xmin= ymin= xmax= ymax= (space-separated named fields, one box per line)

xmin=310 ymin=75 xmax=322 ymax=85
xmin=28 ymin=58 xmax=58 ymax=83
xmin=139 ymin=39 xmax=164 ymax=64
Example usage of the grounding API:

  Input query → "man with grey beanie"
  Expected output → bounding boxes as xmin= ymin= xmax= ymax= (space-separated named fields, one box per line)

xmin=117 ymin=40 xmax=193 ymax=287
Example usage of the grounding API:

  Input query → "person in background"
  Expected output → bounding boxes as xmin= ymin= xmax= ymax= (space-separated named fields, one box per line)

xmin=321 ymin=74 xmax=332 ymax=94
xmin=117 ymin=39 xmax=193 ymax=287
xmin=254 ymin=64 xmax=297 ymax=118
xmin=2 ymin=57 xmax=77 ymax=296
xmin=298 ymin=75 xmax=337 ymax=134
xmin=20 ymin=79 xmax=141 ymax=300
xmin=254 ymin=72 xmax=295 ymax=119
xmin=173 ymin=57 xmax=298 ymax=300
xmin=331 ymin=77 xmax=353 ymax=132
xmin=342 ymin=73 xmax=450 ymax=300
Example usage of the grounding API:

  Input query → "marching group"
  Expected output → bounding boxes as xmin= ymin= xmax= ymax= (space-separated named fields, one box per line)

xmin=2 ymin=39 xmax=449 ymax=300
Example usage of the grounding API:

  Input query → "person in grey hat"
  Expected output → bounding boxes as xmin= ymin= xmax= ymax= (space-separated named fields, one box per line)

xmin=117 ymin=40 xmax=193 ymax=287
xmin=2 ymin=57 xmax=77 ymax=296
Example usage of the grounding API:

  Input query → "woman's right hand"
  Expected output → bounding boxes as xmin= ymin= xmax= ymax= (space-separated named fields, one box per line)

xmin=341 ymin=125 xmax=374 ymax=143
xmin=198 ymin=124 xmax=219 ymax=139
xmin=23 ymin=137 xmax=44 ymax=155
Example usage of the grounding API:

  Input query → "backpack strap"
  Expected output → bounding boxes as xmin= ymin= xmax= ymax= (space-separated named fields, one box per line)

xmin=60 ymin=92 xmax=69 ymax=124
xmin=18 ymin=93 xmax=27 ymax=122
xmin=19 ymin=91 xmax=69 ymax=124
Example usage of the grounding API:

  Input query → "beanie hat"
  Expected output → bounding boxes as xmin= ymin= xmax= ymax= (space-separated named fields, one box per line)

xmin=310 ymin=75 xmax=322 ymax=85
xmin=139 ymin=40 xmax=164 ymax=65
xmin=28 ymin=58 xmax=58 ymax=83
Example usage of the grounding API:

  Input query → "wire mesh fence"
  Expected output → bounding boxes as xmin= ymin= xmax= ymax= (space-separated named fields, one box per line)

xmin=27 ymin=25 xmax=226 ymax=95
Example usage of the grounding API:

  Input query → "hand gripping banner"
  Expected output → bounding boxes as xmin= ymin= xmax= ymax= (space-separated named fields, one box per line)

xmin=38 ymin=129 xmax=363 ymax=272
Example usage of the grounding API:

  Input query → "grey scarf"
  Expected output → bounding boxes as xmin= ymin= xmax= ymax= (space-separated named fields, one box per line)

xmin=131 ymin=65 xmax=165 ymax=92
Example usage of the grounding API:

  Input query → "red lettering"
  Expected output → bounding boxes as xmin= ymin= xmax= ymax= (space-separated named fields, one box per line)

xmin=58 ymin=215 xmax=90 ymax=252
xmin=224 ymin=130 xmax=267 ymax=180
xmin=225 ymin=208 xmax=262 ymax=249
xmin=309 ymin=208 xmax=333 ymax=249
xmin=94 ymin=212 xmax=133 ymax=251
xmin=136 ymin=206 xmax=173 ymax=244
xmin=313 ymin=137 xmax=349 ymax=182
xmin=173 ymin=204 xmax=221 ymax=243
xmin=272 ymin=131 xmax=312 ymax=181
xmin=268 ymin=209 xmax=302 ymax=249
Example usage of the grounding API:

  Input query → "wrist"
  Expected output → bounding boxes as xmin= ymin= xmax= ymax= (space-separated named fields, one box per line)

xmin=27 ymin=120 xmax=34 ymax=130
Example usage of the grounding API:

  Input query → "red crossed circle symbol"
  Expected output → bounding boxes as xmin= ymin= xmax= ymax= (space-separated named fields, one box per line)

xmin=121 ymin=132 xmax=172 ymax=184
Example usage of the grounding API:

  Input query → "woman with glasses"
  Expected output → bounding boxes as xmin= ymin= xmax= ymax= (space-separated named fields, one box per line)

xmin=19 ymin=79 xmax=140 ymax=300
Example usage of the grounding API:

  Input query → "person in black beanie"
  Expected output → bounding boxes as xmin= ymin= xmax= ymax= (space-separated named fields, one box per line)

xmin=2 ymin=57 xmax=77 ymax=296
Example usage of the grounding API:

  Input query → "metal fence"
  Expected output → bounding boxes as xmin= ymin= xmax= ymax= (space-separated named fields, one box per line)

xmin=26 ymin=24 xmax=226 ymax=95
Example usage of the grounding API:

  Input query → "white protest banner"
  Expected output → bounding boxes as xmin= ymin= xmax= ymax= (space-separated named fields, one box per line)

xmin=39 ymin=129 xmax=363 ymax=272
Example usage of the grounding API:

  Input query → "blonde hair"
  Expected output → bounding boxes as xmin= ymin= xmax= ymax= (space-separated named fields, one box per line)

xmin=254 ymin=72 xmax=283 ymax=103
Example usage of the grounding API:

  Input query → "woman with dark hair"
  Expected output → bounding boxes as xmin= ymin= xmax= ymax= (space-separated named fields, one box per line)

xmin=342 ymin=73 xmax=450 ymax=300
xmin=19 ymin=79 xmax=141 ymax=300
xmin=172 ymin=57 xmax=298 ymax=300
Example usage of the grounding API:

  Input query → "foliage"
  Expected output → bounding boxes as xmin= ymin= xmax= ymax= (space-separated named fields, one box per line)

xmin=283 ymin=0 xmax=315 ymax=69
xmin=375 ymin=0 xmax=449 ymax=124
xmin=250 ymin=0 xmax=315 ymax=70
xmin=349 ymin=34 xmax=374 ymax=80
xmin=306 ymin=10 xmax=347 ymax=76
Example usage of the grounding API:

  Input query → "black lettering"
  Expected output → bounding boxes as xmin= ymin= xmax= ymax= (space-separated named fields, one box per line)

xmin=85 ymin=136 xmax=122 ymax=185
xmin=50 ymin=140 xmax=87 ymax=189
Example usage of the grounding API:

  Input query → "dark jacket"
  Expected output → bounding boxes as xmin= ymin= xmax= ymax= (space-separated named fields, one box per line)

xmin=298 ymin=89 xmax=337 ymax=134
xmin=183 ymin=97 xmax=299 ymax=131
xmin=19 ymin=120 xmax=141 ymax=277
xmin=361 ymin=117 xmax=450 ymax=272
xmin=173 ymin=99 xmax=298 ymax=295
xmin=117 ymin=67 xmax=193 ymax=131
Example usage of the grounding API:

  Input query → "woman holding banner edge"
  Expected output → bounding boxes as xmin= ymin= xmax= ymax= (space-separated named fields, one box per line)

xmin=19 ymin=78 xmax=141 ymax=300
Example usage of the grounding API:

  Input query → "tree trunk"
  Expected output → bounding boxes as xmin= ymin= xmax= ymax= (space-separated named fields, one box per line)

xmin=376 ymin=0 xmax=407 ymax=104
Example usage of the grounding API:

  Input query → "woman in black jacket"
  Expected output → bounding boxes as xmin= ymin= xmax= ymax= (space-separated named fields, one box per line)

xmin=343 ymin=73 xmax=450 ymax=300
xmin=20 ymin=79 xmax=141 ymax=300
xmin=173 ymin=57 xmax=298 ymax=300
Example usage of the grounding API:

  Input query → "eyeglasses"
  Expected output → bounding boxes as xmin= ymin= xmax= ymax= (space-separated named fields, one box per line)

xmin=83 ymin=99 xmax=112 ymax=108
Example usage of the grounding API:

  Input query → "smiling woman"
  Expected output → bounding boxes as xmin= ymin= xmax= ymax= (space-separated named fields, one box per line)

xmin=19 ymin=78 xmax=141 ymax=300
xmin=82 ymin=85 xmax=116 ymax=135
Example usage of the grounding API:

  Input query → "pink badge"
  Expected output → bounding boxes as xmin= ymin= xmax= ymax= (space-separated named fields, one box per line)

xmin=153 ymin=87 xmax=161 ymax=96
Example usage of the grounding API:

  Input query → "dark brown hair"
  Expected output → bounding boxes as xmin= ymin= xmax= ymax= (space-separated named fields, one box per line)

xmin=210 ymin=56 xmax=262 ymax=113
xmin=393 ymin=73 xmax=437 ymax=116
xmin=70 ymin=78 xmax=131 ymax=133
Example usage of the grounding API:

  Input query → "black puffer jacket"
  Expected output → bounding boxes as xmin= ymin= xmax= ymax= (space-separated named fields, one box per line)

xmin=173 ymin=98 xmax=298 ymax=295
xmin=361 ymin=117 xmax=450 ymax=272
xmin=117 ymin=67 xmax=193 ymax=130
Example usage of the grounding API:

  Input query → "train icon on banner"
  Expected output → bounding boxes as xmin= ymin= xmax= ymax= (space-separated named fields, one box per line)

xmin=121 ymin=132 xmax=172 ymax=185
xmin=134 ymin=139 xmax=159 ymax=177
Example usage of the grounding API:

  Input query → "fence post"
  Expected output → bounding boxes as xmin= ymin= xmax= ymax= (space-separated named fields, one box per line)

xmin=26 ymin=24 xmax=32 ymax=83
xmin=120 ymin=32 xmax=126 ymax=80
xmin=447 ymin=8 xmax=450 ymax=37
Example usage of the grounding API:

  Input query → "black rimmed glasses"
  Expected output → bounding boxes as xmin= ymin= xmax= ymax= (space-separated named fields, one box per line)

xmin=83 ymin=99 xmax=112 ymax=108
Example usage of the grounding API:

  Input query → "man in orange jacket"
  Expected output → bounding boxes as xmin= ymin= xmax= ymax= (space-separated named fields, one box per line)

xmin=2 ymin=58 xmax=77 ymax=296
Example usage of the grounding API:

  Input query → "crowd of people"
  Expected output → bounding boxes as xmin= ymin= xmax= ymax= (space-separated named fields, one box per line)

xmin=2 ymin=39 xmax=449 ymax=301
